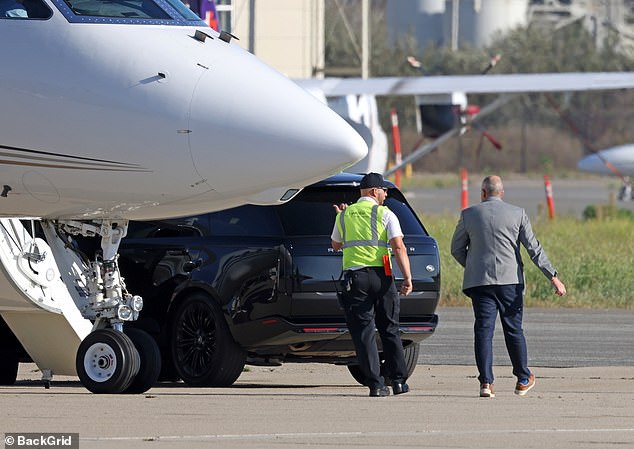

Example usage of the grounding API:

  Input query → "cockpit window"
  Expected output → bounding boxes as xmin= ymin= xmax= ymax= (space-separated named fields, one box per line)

xmin=63 ymin=0 xmax=170 ymax=19
xmin=1 ymin=0 xmax=52 ymax=18
xmin=160 ymin=0 xmax=199 ymax=21
xmin=54 ymin=0 xmax=206 ymax=24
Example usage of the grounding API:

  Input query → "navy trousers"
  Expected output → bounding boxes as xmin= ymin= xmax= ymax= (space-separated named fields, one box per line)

xmin=341 ymin=267 xmax=407 ymax=389
xmin=465 ymin=284 xmax=531 ymax=384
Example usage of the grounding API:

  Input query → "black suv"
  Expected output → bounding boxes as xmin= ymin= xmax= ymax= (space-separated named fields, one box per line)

xmin=115 ymin=173 xmax=440 ymax=386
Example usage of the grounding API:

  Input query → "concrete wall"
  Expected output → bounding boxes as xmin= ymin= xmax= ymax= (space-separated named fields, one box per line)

xmin=231 ymin=0 xmax=324 ymax=78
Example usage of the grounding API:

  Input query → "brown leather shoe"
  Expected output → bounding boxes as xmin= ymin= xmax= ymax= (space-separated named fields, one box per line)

xmin=515 ymin=374 xmax=535 ymax=396
xmin=480 ymin=383 xmax=495 ymax=398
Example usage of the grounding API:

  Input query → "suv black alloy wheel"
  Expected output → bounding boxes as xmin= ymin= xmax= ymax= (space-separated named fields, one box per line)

xmin=171 ymin=293 xmax=246 ymax=386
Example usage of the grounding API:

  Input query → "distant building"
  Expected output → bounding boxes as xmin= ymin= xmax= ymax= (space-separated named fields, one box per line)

xmin=208 ymin=0 xmax=325 ymax=78
xmin=386 ymin=0 xmax=634 ymax=50
xmin=201 ymin=0 xmax=634 ymax=77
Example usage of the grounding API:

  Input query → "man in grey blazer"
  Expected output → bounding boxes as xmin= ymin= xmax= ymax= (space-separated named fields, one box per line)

xmin=451 ymin=175 xmax=566 ymax=398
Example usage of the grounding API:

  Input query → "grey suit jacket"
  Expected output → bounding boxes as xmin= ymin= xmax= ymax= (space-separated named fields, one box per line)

xmin=450 ymin=197 xmax=557 ymax=291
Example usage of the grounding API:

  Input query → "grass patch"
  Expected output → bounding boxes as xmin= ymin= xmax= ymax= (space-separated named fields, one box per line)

xmin=422 ymin=214 xmax=634 ymax=309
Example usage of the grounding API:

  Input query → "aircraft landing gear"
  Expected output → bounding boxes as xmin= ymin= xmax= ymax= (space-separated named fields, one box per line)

xmin=43 ymin=219 xmax=161 ymax=394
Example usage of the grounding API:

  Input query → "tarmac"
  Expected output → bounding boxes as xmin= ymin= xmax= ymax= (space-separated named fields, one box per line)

xmin=2 ymin=178 xmax=632 ymax=448
xmin=2 ymin=362 xmax=633 ymax=449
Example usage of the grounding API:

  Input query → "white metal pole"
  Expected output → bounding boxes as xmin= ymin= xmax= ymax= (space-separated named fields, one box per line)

xmin=451 ymin=0 xmax=459 ymax=51
xmin=362 ymin=0 xmax=369 ymax=78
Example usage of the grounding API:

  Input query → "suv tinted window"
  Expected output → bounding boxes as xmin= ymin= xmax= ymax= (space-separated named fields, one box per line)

xmin=277 ymin=189 xmax=346 ymax=236
xmin=126 ymin=206 xmax=283 ymax=238
xmin=208 ymin=205 xmax=283 ymax=237
xmin=277 ymin=187 xmax=427 ymax=236
xmin=126 ymin=217 xmax=206 ymax=238
xmin=127 ymin=184 xmax=426 ymax=239
xmin=383 ymin=197 xmax=427 ymax=235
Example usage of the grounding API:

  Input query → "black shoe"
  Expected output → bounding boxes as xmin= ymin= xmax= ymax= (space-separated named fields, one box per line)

xmin=392 ymin=382 xmax=410 ymax=395
xmin=368 ymin=386 xmax=390 ymax=397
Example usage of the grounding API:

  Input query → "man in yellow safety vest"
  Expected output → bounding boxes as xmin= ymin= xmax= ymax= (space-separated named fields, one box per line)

xmin=331 ymin=172 xmax=413 ymax=397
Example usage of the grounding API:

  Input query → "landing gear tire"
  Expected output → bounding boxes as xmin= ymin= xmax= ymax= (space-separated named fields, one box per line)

xmin=347 ymin=342 xmax=420 ymax=386
xmin=123 ymin=327 xmax=161 ymax=394
xmin=170 ymin=293 xmax=246 ymax=386
xmin=76 ymin=329 xmax=140 ymax=394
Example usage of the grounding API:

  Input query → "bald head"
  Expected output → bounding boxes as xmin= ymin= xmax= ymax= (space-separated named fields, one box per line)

xmin=481 ymin=175 xmax=504 ymax=200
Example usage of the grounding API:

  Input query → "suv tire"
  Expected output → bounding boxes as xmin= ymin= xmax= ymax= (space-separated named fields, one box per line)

xmin=347 ymin=342 xmax=420 ymax=386
xmin=170 ymin=293 xmax=246 ymax=386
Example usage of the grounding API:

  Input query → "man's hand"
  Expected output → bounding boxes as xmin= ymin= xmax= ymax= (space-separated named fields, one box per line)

xmin=399 ymin=278 xmax=412 ymax=296
xmin=333 ymin=203 xmax=347 ymax=214
xmin=551 ymin=276 xmax=567 ymax=296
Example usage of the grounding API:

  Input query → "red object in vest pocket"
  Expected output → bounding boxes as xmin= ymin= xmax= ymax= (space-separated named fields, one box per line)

xmin=383 ymin=254 xmax=392 ymax=276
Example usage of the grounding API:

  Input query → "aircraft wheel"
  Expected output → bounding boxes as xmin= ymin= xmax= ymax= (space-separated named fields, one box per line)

xmin=170 ymin=293 xmax=246 ymax=386
xmin=347 ymin=343 xmax=420 ymax=386
xmin=76 ymin=329 xmax=140 ymax=394
xmin=123 ymin=327 xmax=162 ymax=394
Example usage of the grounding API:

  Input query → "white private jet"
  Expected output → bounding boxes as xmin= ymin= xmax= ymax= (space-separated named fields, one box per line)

xmin=294 ymin=72 xmax=634 ymax=176
xmin=0 ymin=0 xmax=367 ymax=393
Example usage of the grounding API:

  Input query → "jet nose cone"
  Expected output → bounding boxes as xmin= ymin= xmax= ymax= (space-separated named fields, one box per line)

xmin=299 ymin=100 xmax=369 ymax=172
xmin=253 ymin=78 xmax=369 ymax=175
xmin=189 ymin=50 xmax=368 ymax=195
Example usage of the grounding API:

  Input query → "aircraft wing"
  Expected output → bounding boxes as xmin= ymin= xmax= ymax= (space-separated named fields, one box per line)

xmin=293 ymin=72 xmax=634 ymax=96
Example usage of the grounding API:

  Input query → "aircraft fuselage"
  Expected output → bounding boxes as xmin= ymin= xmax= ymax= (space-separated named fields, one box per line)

xmin=0 ymin=6 xmax=366 ymax=220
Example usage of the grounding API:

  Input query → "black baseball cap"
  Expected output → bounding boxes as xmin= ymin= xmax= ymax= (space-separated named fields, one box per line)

xmin=359 ymin=172 xmax=390 ymax=189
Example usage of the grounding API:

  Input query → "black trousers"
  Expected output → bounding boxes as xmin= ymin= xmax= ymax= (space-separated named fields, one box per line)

xmin=341 ymin=267 xmax=407 ymax=389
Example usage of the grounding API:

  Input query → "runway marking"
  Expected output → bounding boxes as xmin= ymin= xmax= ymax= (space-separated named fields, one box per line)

xmin=82 ymin=428 xmax=634 ymax=442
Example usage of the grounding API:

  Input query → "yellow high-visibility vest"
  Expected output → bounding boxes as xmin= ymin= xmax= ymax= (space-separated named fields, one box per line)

xmin=336 ymin=201 xmax=389 ymax=270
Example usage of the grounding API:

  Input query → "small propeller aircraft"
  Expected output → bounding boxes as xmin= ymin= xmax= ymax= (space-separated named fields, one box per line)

xmin=578 ymin=144 xmax=634 ymax=178
xmin=294 ymin=71 xmax=634 ymax=176
xmin=578 ymin=144 xmax=634 ymax=201
xmin=0 ymin=0 xmax=367 ymax=393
